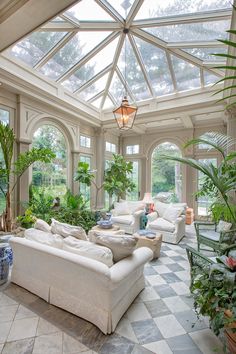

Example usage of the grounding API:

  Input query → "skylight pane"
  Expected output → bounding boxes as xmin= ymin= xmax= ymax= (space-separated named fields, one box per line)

xmin=62 ymin=37 xmax=118 ymax=92
xmin=184 ymin=47 xmax=227 ymax=61
xmin=171 ymin=55 xmax=201 ymax=91
xmin=9 ymin=31 xmax=67 ymax=67
xmin=91 ymin=96 xmax=103 ymax=108
xmin=118 ymin=39 xmax=151 ymax=101
xmin=134 ymin=37 xmax=174 ymax=96
xmin=145 ymin=20 xmax=229 ymax=42
xmin=109 ymin=72 xmax=125 ymax=103
xmin=135 ymin=0 xmax=231 ymax=20
xmin=65 ymin=0 xmax=114 ymax=21
xmin=39 ymin=31 xmax=111 ymax=80
xmin=107 ymin=0 xmax=135 ymax=18
xmin=204 ymin=71 xmax=218 ymax=86
xmin=103 ymin=97 xmax=113 ymax=109
xmin=78 ymin=73 xmax=109 ymax=101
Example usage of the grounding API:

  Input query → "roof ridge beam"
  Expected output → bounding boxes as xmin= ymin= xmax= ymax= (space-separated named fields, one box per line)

xmin=126 ymin=0 xmax=144 ymax=27
xmin=94 ymin=0 xmax=124 ymax=24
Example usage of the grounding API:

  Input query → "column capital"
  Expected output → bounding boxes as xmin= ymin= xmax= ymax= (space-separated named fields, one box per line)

xmin=225 ymin=106 xmax=236 ymax=120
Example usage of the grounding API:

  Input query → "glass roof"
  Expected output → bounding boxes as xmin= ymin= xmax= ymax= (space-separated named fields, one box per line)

xmin=5 ymin=0 xmax=231 ymax=112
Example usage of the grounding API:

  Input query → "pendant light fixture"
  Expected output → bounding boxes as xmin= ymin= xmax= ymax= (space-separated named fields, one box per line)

xmin=113 ymin=28 xmax=138 ymax=130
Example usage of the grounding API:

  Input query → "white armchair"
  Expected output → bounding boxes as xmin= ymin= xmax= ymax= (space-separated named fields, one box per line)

xmin=147 ymin=201 xmax=187 ymax=244
xmin=111 ymin=201 xmax=145 ymax=234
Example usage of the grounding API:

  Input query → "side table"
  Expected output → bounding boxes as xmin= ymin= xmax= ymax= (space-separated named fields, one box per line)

xmin=134 ymin=231 xmax=162 ymax=259
xmin=91 ymin=224 xmax=121 ymax=232
xmin=88 ymin=224 xmax=125 ymax=242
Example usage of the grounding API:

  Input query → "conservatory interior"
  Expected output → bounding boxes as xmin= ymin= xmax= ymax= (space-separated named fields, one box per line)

xmin=0 ymin=0 xmax=236 ymax=353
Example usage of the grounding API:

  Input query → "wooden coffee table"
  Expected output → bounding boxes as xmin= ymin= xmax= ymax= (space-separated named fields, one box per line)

xmin=134 ymin=231 xmax=162 ymax=259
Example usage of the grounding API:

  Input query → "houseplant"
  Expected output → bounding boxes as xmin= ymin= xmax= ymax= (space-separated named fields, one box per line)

xmin=0 ymin=122 xmax=55 ymax=232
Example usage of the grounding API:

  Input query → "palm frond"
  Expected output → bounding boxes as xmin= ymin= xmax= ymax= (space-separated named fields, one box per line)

xmin=212 ymin=53 xmax=236 ymax=60
xmin=212 ymin=85 xmax=236 ymax=96
xmin=212 ymin=76 xmax=236 ymax=86
xmin=218 ymin=39 xmax=236 ymax=48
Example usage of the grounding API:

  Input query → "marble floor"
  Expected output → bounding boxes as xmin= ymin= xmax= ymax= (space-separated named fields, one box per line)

xmin=0 ymin=225 xmax=225 ymax=354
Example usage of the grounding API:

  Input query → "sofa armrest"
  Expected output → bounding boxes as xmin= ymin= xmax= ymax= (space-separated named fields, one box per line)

xmin=110 ymin=247 xmax=153 ymax=284
xmin=147 ymin=212 xmax=158 ymax=222
xmin=133 ymin=209 xmax=144 ymax=217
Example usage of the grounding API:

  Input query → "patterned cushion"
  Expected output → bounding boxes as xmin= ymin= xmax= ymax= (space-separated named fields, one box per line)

xmin=200 ymin=230 xmax=220 ymax=242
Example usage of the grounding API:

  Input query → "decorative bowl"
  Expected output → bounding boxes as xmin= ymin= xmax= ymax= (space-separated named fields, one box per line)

xmin=97 ymin=220 xmax=113 ymax=229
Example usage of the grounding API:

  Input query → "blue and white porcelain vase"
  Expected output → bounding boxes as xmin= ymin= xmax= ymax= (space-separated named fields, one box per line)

xmin=0 ymin=235 xmax=13 ymax=266
xmin=0 ymin=243 xmax=10 ymax=285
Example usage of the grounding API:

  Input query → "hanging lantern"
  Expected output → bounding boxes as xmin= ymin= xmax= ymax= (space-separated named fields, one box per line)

xmin=113 ymin=96 xmax=137 ymax=130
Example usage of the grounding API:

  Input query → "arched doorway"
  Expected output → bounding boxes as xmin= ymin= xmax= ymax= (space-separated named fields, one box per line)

xmin=32 ymin=124 xmax=67 ymax=198
xmin=151 ymin=142 xmax=182 ymax=202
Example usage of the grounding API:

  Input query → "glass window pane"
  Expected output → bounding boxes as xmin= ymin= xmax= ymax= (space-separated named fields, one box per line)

xmin=0 ymin=109 xmax=10 ymax=214
xmin=80 ymin=135 xmax=91 ymax=148
xmin=134 ymin=37 xmax=174 ymax=96
xmin=126 ymin=145 xmax=139 ymax=154
xmin=78 ymin=73 xmax=109 ymax=101
xmin=127 ymin=161 xmax=139 ymax=201
xmin=80 ymin=155 xmax=91 ymax=207
xmin=9 ymin=31 xmax=67 ymax=67
xmin=32 ymin=125 xmax=67 ymax=198
xmin=184 ymin=47 xmax=227 ymax=61
xmin=65 ymin=0 xmax=114 ymax=21
xmin=171 ymin=55 xmax=201 ymax=91
xmin=118 ymin=39 xmax=151 ymax=101
xmin=135 ymin=0 xmax=232 ymax=20
xmin=40 ymin=31 xmax=111 ymax=80
xmin=107 ymin=0 xmax=135 ymax=18
xmin=145 ymin=20 xmax=229 ymax=42
xmin=106 ymin=142 xmax=116 ymax=152
xmin=151 ymin=142 xmax=182 ymax=202
xmin=204 ymin=71 xmax=219 ymax=86
xmin=62 ymin=37 xmax=118 ymax=92
xmin=0 ymin=109 xmax=10 ymax=125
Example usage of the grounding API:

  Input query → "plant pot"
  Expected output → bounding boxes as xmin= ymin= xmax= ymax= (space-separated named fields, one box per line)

xmin=225 ymin=310 xmax=236 ymax=354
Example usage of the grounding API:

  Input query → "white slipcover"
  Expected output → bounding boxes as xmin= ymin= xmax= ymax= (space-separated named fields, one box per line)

xmin=10 ymin=237 xmax=153 ymax=334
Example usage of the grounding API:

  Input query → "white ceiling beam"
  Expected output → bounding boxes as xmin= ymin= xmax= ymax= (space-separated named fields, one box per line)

xmin=116 ymin=67 xmax=136 ymax=102
xmin=167 ymin=41 xmax=224 ymax=48
xmin=108 ymin=92 xmax=117 ymax=106
xmin=128 ymin=34 xmax=154 ymax=97
xmin=87 ymin=90 xmax=104 ymax=103
xmin=100 ymin=32 xmax=125 ymax=109
xmin=200 ymin=68 xmax=204 ymax=88
xmin=182 ymin=115 xmax=193 ymax=128
xmin=0 ymin=0 xmax=79 ymax=51
xmin=126 ymin=0 xmax=144 ymax=27
xmin=74 ymin=64 xmax=112 ymax=94
xmin=131 ymin=9 xmax=231 ymax=27
xmin=94 ymin=0 xmax=124 ymax=24
xmin=34 ymin=32 xmax=76 ymax=69
xmin=60 ymin=14 xmax=80 ymax=27
xmin=165 ymin=51 xmax=177 ymax=92
xmin=202 ymin=61 xmax=226 ymax=67
xmin=41 ymin=21 xmax=121 ymax=31
xmin=57 ymin=31 xmax=120 ymax=83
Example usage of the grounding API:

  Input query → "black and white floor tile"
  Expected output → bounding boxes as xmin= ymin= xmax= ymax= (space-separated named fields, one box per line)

xmin=0 ymin=225 xmax=224 ymax=354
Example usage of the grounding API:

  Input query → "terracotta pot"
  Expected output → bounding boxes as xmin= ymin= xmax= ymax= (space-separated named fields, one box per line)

xmin=225 ymin=310 xmax=236 ymax=354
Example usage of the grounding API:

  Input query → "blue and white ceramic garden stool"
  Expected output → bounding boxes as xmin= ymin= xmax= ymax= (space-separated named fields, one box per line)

xmin=0 ymin=235 xmax=13 ymax=266
xmin=0 ymin=243 xmax=10 ymax=285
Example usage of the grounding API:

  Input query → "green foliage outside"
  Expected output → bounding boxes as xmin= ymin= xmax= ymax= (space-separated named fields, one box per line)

xmin=151 ymin=142 xmax=181 ymax=202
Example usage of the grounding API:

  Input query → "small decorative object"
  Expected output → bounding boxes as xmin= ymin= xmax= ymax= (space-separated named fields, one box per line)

xmin=142 ymin=193 xmax=154 ymax=213
xmin=138 ymin=229 xmax=156 ymax=238
xmin=97 ymin=219 xmax=113 ymax=229
xmin=0 ymin=235 xmax=13 ymax=266
xmin=0 ymin=243 xmax=10 ymax=285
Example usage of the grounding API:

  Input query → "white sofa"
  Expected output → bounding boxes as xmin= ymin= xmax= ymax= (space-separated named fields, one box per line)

xmin=111 ymin=200 xmax=145 ymax=234
xmin=9 ymin=236 xmax=153 ymax=334
xmin=147 ymin=201 xmax=187 ymax=244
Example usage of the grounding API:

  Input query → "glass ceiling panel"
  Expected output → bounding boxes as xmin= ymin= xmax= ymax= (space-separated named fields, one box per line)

xmin=204 ymin=71 xmax=219 ymax=85
xmin=107 ymin=0 xmax=135 ymax=18
xmin=135 ymin=0 xmax=232 ymax=20
xmin=39 ymin=31 xmax=111 ymax=80
xmin=65 ymin=0 xmax=114 ymax=22
xmin=184 ymin=47 xmax=227 ymax=61
xmin=118 ymin=39 xmax=151 ymax=101
xmin=9 ymin=31 xmax=67 ymax=67
xmin=134 ymin=37 xmax=174 ymax=96
xmin=103 ymin=97 xmax=113 ymax=109
xmin=171 ymin=55 xmax=201 ymax=91
xmin=109 ymin=71 xmax=125 ymax=103
xmin=61 ymin=37 xmax=118 ymax=92
xmin=145 ymin=20 xmax=230 ymax=42
xmin=78 ymin=73 xmax=109 ymax=101
xmin=51 ymin=16 xmax=65 ymax=22
xmin=91 ymin=96 xmax=103 ymax=108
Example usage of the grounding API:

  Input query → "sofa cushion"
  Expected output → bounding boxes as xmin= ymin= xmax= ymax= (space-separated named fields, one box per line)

xmin=111 ymin=215 xmax=133 ymax=225
xmin=217 ymin=220 xmax=232 ymax=233
xmin=51 ymin=219 xmax=87 ymax=240
xmin=127 ymin=201 xmax=145 ymax=214
xmin=62 ymin=236 xmax=113 ymax=267
xmin=154 ymin=201 xmax=169 ymax=217
xmin=163 ymin=206 xmax=184 ymax=224
xmin=93 ymin=233 xmax=137 ymax=262
xmin=149 ymin=217 xmax=175 ymax=233
xmin=200 ymin=230 xmax=220 ymax=242
xmin=34 ymin=219 xmax=51 ymax=233
xmin=113 ymin=201 xmax=130 ymax=216
xmin=25 ymin=228 xmax=64 ymax=248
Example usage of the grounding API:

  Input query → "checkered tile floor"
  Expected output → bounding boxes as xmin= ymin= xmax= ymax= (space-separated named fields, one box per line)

xmin=0 ymin=225 xmax=224 ymax=354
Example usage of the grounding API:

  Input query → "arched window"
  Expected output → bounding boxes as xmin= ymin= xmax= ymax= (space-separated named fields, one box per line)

xmin=151 ymin=142 xmax=182 ymax=202
xmin=32 ymin=125 xmax=67 ymax=197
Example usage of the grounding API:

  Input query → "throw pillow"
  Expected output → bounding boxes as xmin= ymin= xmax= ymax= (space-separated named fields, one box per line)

xmin=113 ymin=201 xmax=130 ymax=216
xmin=93 ymin=233 xmax=137 ymax=262
xmin=25 ymin=228 xmax=63 ymax=249
xmin=51 ymin=219 xmax=87 ymax=240
xmin=217 ymin=220 xmax=232 ymax=233
xmin=127 ymin=201 xmax=145 ymax=214
xmin=34 ymin=219 xmax=51 ymax=233
xmin=62 ymin=236 xmax=113 ymax=267
xmin=154 ymin=201 xmax=169 ymax=217
xmin=162 ymin=206 xmax=184 ymax=224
